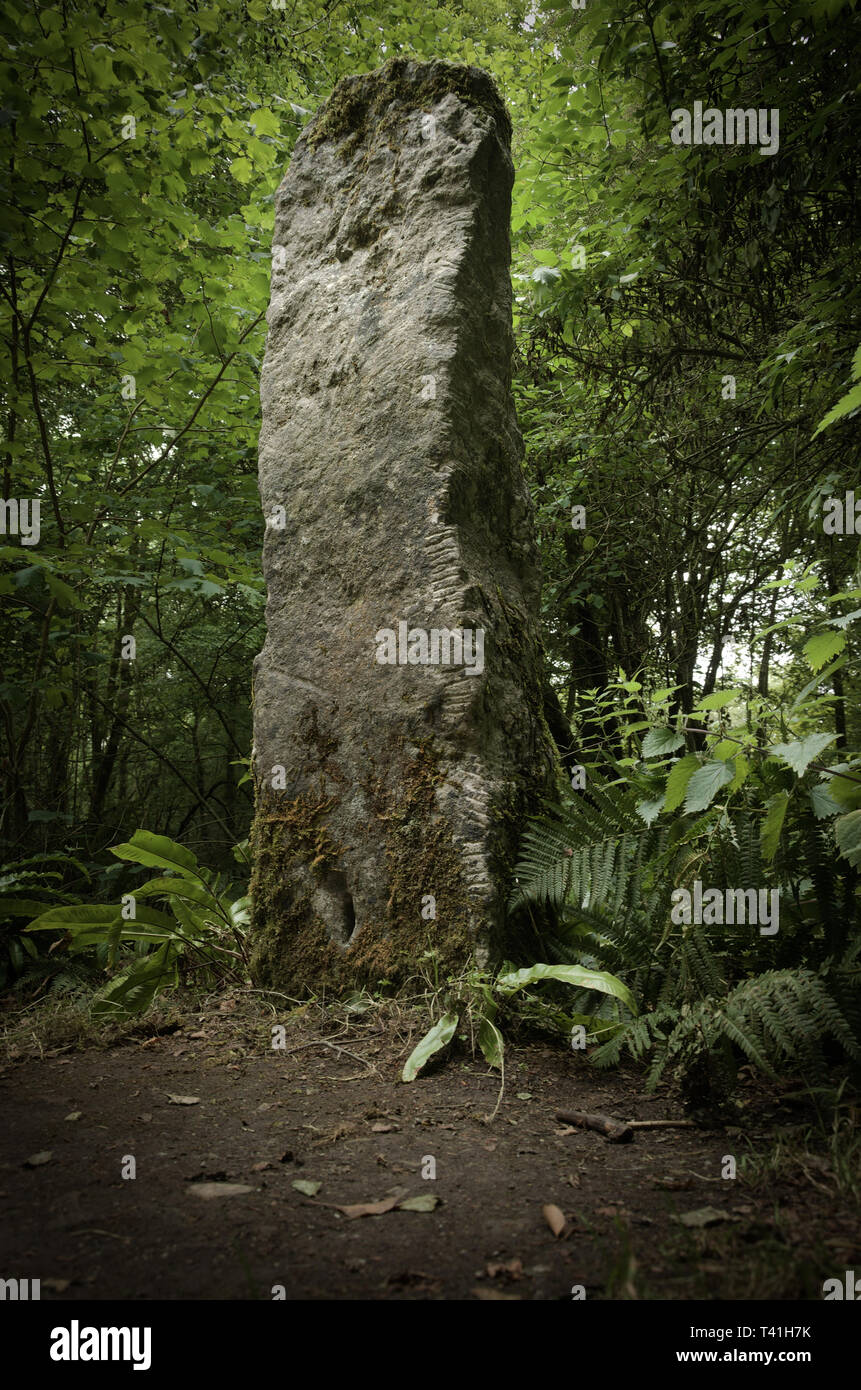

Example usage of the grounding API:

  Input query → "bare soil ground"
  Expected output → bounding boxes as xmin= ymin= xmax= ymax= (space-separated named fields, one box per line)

xmin=1 ymin=992 xmax=857 ymax=1301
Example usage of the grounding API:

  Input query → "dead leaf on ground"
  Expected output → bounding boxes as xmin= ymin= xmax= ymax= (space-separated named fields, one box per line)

xmin=335 ymin=1194 xmax=402 ymax=1219
xmin=397 ymin=1193 xmax=440 ymax=1212
xmin=675 ymin=1205 xmax=736 ymax=1228
xmin=166 ymin=1094 xmax=200 ymax=1106
xmin=292 ymin=1179 xmax=322 ymax=1197
xmin=329 ymin=1187 xmax=439 ymax=1219
xmin=371 ymin=1122 xmax=397 ymax=1133
xmin=188 ymin=1183 xmax=255 ymax=1200
xmin=486 ymin=1258 xmax=523 ymax=1280
xmin=543 ymin=1203 xmax=567 ymax=1237
xmin=24 ymin=1150 xmax=52 ymax=1167
xmin=64 ymin=1112 xmax=82 ymax=1122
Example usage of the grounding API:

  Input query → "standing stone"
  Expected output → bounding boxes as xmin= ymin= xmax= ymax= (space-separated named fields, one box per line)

xmin=250 ymin=57 xmax=557 ymax=993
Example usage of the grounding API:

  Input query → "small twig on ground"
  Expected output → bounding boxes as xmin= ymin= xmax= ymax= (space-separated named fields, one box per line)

xmin=626 ymin=1119 xmax=696 ymax=1130
xmin=284 ymin=1038 xmax=379 ymax=1075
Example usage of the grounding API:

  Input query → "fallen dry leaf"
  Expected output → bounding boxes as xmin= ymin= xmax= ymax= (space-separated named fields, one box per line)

xmin=167 ymin=1094 xmax=200 ymax=1106
xmin=675 ymin=1205 xmax=735 ymax=1228
xmin=543 ymin=1203 xmax=567 ymax=1237
xmin=292 ymin=1179 xmax=322 ymax=1197
xmin=24 ymin=1151 xmax=52 ymax=1168
xmin=335 ymin=1194 xmax=402 ymax=1219
xmin=371 ymin=1122 xmax=396 ymax=1133
xmin=486 ymin=1258 xmax=523 ymax=1280
xmin=189 ymin=1183 xmax=255 ymax=1200
xmin=64 ymin=1112 xmax=82 ymax=1122
xmin=397 ymin=1193 xmax=440 ymax=1212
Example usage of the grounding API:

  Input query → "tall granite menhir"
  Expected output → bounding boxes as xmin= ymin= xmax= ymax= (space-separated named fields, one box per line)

xmin=250 ymin=58 xmax=557 ymax=992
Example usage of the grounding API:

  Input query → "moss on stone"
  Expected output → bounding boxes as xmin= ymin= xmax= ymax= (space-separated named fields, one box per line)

xmin=249 ymin=739 xmax=479 ymax=998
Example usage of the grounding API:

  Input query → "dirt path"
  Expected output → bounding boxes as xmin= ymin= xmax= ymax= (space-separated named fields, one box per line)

xmin=1 ymin=996 xmax=856 ymax=1300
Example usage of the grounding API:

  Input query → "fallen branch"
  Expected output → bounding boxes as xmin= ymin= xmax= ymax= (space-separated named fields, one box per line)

xmin=555 ymin=1109 xmax=633 ymax=1143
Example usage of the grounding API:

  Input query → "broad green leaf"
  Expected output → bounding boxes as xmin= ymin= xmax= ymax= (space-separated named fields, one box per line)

xmin=663 ymin=754 xmax=700 ymax=812
xmin=768 ymin=732 xmax=837 ymax=777
xmin=250 ymin=107 xmax=280 ymax=137
xmin=682 ymin=760 xmax=734 ymax=814
xmin=110 ymin=831 xmax=201 ymax=880
xmin=642 ymin=726 xmax=685 ymax=758
xmin=835 ymin=810 xmax=861 ymax=868
xmin=809 ymin=784 xmax=843 ymax=820
xmin=25 ymin=905 xmax=121 ymax=932
xmin=694 ymin=689 xmax=741 ymax=712
xmin=478 ymin=1014 xmax=504 ymax=1070
xmin=826 ymin=766 xmax=861 ymax=810
xmin=0 ymin=898 xmax=60 ymax=917
xmin=761 ymin=791 xmax=789 ymax=862
xmin=25 ymin=902 xmax=175 ymax=935
xmin=728 ymin=754 xmax=750 ymax=793
xmin=402 ymin=1011 xmax=458 ymax=1082
xmin=802 ymin=630 xmax=846 ymax=672
xmin=496 ymin=963 xmax=636 ymax=1015
xmin=133 ymin=877 xmax=220 ymax=911
xmin=636 ymin=795 xmax=665 ymax=825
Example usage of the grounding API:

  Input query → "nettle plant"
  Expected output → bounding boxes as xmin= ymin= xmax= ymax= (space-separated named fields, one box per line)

xmin=25 ymin=832 xmax=250 ymax=1018
xmin=629 ymin=571 xmax=861 ymax=875
xmin=512 ymin=572 xmax=861 ymax=1101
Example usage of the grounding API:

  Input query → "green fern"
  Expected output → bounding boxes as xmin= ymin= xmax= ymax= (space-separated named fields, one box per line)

xmin=511 ymin=765 xmax=861 ymax=1100
xmin=593 ymin=968 xmax=860 ymax=1092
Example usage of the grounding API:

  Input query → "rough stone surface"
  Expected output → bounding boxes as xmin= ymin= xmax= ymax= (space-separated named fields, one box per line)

xmin=250 ymin=57 xmax=557 ymax=993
